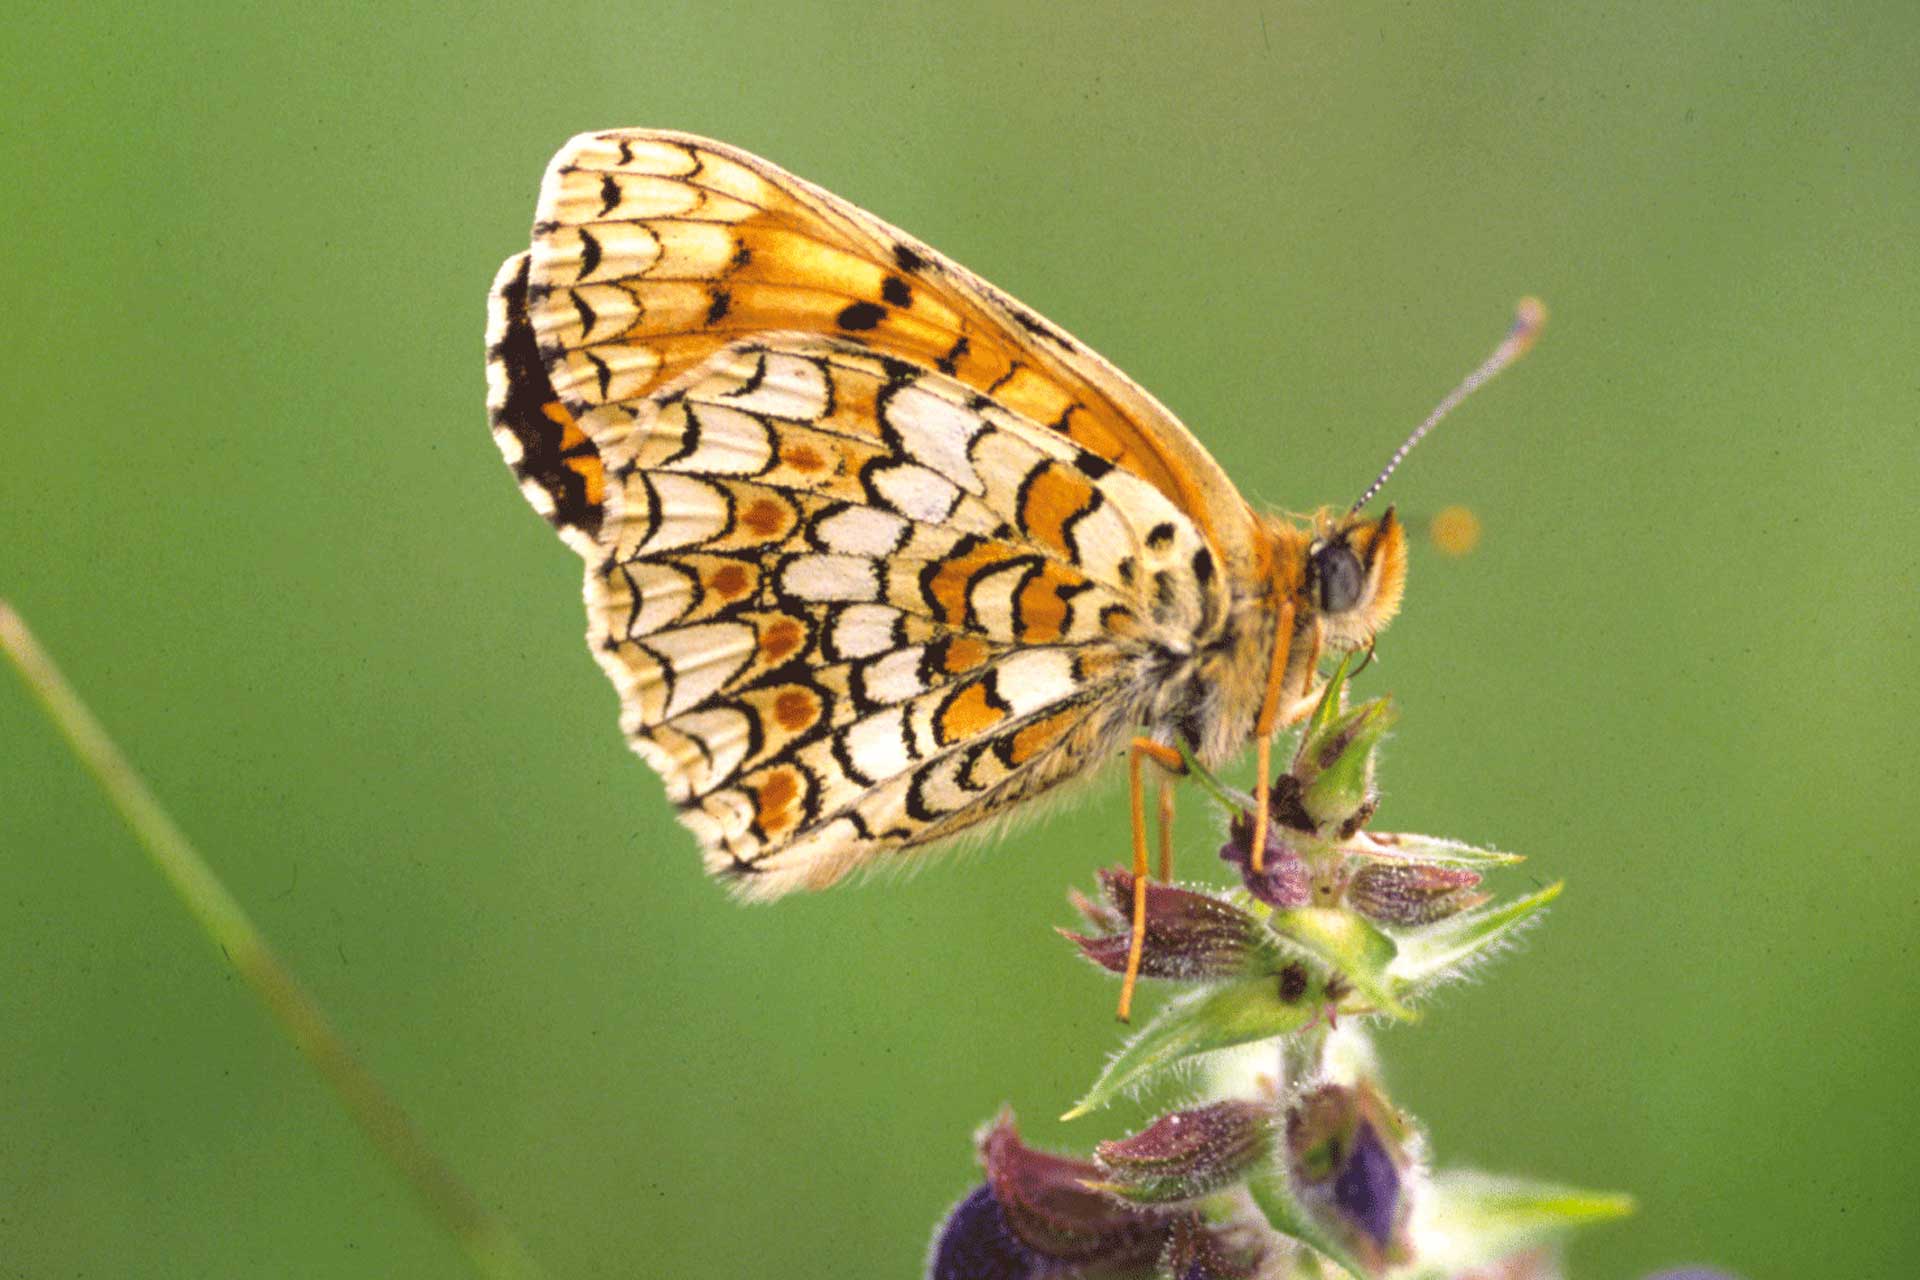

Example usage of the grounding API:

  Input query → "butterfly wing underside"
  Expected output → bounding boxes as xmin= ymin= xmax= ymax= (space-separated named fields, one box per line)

xmin=486 ymin=130 xmax=1253 ymax=896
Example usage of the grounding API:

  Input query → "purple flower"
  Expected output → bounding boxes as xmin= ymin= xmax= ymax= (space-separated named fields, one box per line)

xmin=925 ymin=1185 xmax=1047 ymax=1280
xmin=981 ymin=1112 xmax=1179 ymax=1267
xmin=1286 ymin=1083 xmax=1414 ymax=1275
xmin=1218 ymin=811 xmax=1310 ymax=909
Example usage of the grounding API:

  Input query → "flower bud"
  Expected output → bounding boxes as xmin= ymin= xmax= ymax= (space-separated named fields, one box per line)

xmin=1286 ymin=1082 xmax=1414 ymax=1275
xmin=1091 ymin=1100 xmax=1274 ymax=1204
xmin=1348 ymin=860 xmax=1487 ymax=926
xmin=1062 ymin=870 xmax=1264 ymax=981
xmin=1293 ymin=697 xmax=1397 ymax=833
xmin=978 ymin=1113 xmax=1177 ymax=1266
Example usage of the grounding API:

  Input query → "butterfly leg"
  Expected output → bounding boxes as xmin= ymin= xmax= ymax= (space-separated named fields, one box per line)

xmin=1249 ymin=599 xmax=1299 ymax=875
xmin=1121 ymin=737 xmax=1186 ymax=1022
xmin=1297 ymin=625 xmax=1323 ymax=697
xmin=1157 ymin=774 xmax=1175 ymax=882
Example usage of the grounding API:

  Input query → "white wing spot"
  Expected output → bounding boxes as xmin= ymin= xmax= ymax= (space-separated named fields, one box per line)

xmin=781 ymin=554 xmax=880 ymax=602
xmin=814 ymin=505 xmax=906 ymax=556
xmin=885 ymin=383 xmax=985 ymax=494
xmin=870 ymin=463 xmax=959 ymax=522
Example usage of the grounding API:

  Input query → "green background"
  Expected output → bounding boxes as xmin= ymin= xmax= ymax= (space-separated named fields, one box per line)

xmin=4 ymin=3 xmax=1915 ymax=1277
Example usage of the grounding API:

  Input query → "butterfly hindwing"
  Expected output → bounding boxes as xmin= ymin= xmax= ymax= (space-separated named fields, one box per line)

xmin=577 ymin=337 xmax=1221 ymax=896
xmin=485 ymin=252 xmax=606 ymax=554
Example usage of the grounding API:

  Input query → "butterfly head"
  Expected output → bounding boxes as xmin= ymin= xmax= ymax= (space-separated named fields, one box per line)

xmin=1304 ymin=506 xmax=1407 ymax=651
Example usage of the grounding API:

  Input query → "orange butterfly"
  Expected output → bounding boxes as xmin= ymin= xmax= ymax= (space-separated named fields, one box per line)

xmin=486 ymin=130 xmax=1541 ymax=1015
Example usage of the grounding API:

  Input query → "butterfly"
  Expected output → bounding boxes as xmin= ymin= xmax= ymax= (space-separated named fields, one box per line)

xmin=486 ymin=130 xmax=1539 ymax=1012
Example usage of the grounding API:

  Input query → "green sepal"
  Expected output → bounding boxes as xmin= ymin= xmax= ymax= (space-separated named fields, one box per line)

xmin=1300 ymin=651 xmax=1355 ymax=744
xmin=1389 ymin=882 xmax=1563 ymax=992
xmin=1299 ymin=697 xmax=1398 ymax=830
xmin=1268 ymin=906 xmax=1414 ymax=1020
xmin=1063 ymin=971 xmax=1329 ymax=1119
xmin=1356 ymin=832 xmax=1525 ymax=869
xmin=1245 ymin=1167 xmax=1369 ymax=1280
xmin=1405 ymin=1170 xmax=1634 ymax=1277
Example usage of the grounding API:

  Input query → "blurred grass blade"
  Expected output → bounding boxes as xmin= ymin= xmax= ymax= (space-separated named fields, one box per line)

xmin=0 ymin=602 xmax=546 ymax=1280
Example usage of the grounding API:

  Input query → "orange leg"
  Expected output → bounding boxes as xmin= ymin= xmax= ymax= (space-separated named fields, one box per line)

xmin=1121 ymin=737 xmax=1184 ymax=1022
xmin=1297 ymin=627 xmax=1323 ymax=698
xmin=1157 ymin=775 xmax=1175 ymax=882
xmin=1249 ymin=599 xmax=1298 ymax=875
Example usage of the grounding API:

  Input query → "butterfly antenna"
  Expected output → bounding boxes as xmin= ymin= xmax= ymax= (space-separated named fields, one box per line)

xmin=1349 ymin=297 xmax=1548 ymax=515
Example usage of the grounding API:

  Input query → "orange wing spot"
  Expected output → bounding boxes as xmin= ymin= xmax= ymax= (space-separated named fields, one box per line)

xmin=539 ymin=401 xmax=607 ymax=506
xmin=925 ymin=541 xmax=1020 ymax=627
xmin=709 ymin=563 xmax=752 ymax=600
xmin=1101 ymin=606 xmax=1142 ymax=641
xmin=1019 ymin=463 xmax=1097 ymax=559
xmin=542 ymin=401 xmax=582 ymax=439
xmin=741 ymin=496 xmax=790 ymax=539
xmin=815 ymin=365 xmax=886 ymax=439
xmin=939 ymin=681 xmax=1007 ymax=743
xmin=569 ymin=455 xmax=606 ymax=506
xmin=783 ymin=441 xmax=828 ymax=473
xmin=941 ymin=635 xmax=993 ymax=674
xmin=1016 ymin=562 xmax=1076 ymax=643
xmin=734 ymin=221 xmax=894 ymax=307
xmin=1007 ymin=708 xmax=1078 ymax=766
xmin=759 ymin=617 xmax=805 ymax=663
xmin=772 ymin=688 xmax=819 ymax=732
xmin=1075 ymin=648 xmax=1124 ymax=681
xmin=753 ymin=768 xmax=804 ymax=834
xmin=984 ymin=364 xmax=1074 ymax=432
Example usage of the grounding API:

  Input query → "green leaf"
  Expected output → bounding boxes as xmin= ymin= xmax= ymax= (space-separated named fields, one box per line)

xmin=1063 ymin=973 xmax=1325 ymax=1118
xmin=1267 ymin=907 xmax=1414 ymax=1020
xmin=1355 ymin=832 xmax=1525 ymax=869
xmin=1245 ymin=1168 xmax=1369 ymax=1280
xmin=1406 ymin=1170 xmax=1634 ymax=1276
xmin=1389 ymin=881 xmax=1562 ymax=992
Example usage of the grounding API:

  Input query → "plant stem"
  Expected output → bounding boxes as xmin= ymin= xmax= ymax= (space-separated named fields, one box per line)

xmin=0 ymin=602 xmax=546 ymax=1280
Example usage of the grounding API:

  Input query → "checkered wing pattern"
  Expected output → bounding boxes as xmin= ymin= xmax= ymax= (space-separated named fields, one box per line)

xmin=486 ymin=131 xmax=1252 ymax=896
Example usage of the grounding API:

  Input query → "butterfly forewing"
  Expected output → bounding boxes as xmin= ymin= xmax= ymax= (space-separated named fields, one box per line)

xmin=520 ymin=130 xmax=1263 ymax=571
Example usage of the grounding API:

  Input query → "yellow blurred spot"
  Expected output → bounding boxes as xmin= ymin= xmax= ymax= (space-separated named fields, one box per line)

xmin=1429 ymin=505 xmax=1482 ymax=557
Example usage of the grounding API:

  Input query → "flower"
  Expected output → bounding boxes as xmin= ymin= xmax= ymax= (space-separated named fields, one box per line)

xmin=1063 ymin=869 xmax=1265 ymax=981
xmin=1217 ymin=811 xmax=1310 ymax=909
xmin=1286 ymin=1082 xmax=1415 ymax=1275
xmin=1348 ymin=859 xmax=1487 ymax=926
xmin=1092 ymin=1100 xmax=1274 ymax=1204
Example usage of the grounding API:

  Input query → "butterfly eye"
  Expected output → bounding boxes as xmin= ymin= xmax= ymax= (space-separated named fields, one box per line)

xmin=1312 ymin=544 xmax=1365 ymax=615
